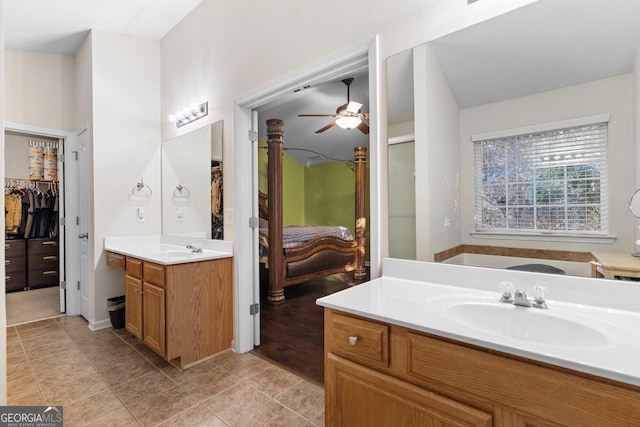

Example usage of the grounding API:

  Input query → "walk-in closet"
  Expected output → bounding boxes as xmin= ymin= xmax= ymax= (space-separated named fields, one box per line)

xmin=4 ymin=130 xmax=64 ymax=325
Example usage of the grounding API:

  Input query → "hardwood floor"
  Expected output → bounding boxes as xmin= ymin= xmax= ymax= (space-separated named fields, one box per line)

xmin=252 ymin=273 xmax=354 ymax=385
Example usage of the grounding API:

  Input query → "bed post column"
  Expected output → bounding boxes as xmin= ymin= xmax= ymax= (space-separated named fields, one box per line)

xmin=354 ymin=146 xmax=367 ymax=281
xmin=266 ymin=119 xmax=285 ymax=305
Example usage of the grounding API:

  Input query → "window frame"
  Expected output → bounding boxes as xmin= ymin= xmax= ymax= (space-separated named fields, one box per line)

xmin=471 ymin=114 xmax=611 ymax=239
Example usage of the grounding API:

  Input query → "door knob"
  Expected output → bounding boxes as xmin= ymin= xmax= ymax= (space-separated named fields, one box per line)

xmin=78 ymin=233 xmax=89 ymax=239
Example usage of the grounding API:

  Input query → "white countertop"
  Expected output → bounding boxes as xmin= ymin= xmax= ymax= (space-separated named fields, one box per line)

xmin=317 ymin=258 xmax=640 ymax=387
xmin=104 ymin=235 xmax=233 ymax=265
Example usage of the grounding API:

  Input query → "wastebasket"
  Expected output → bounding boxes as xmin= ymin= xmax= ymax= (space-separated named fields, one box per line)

xmin=107 ymin=295 xmax=126 ymax=329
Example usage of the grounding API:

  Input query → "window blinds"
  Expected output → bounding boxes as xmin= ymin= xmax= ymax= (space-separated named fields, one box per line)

xmin=474 ymin=122 xmax=609 ymax=234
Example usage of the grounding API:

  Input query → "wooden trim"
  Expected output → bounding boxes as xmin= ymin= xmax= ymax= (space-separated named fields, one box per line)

xmin=266 ymin=119 xmax=285 ymax=305
xmin=433 ymin=244 xmax=594 ymax=263
xmin=354 ymin=147 xmax=367 ymax=280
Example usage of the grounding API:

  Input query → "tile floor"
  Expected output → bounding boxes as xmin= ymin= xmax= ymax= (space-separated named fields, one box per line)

xmin=6 ymin=316 xmax=324 ymax=426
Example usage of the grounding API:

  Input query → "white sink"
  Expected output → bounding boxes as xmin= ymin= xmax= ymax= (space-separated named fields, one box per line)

xmin=441 ymin=300 xmax=610 ymax=348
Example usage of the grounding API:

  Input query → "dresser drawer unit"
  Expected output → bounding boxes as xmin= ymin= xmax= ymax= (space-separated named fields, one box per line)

xmin=27 ymin=238 xmax=59 ymax=256
xmin=5 ymin=271 xmax=27 ymax=292
xmin=5 ymin=255 xmax=27 ymax=272
xmin=5 ymin=239 xmax=26 ymax=257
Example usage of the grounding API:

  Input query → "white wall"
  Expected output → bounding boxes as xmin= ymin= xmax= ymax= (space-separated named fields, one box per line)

xmin=160 ymin=0 xmax=538 ymax=241
xmin=634 ymin=48 xmax=640 ymax=253
xmin=1 ymin=0 xmax=7 ymax=405
xmin=414 ymin=43 xmax=461 ymax=261
xmin=90 ymin=31 xmax=162 ymax=328
xmin=460 ymin=74 xmax=635 ymax=253
xmin=5 ymin=50 xmax=75 ymax=131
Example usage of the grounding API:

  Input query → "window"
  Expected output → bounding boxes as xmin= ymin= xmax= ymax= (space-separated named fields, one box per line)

xmin=474 ymin=119 xmax=608 ymax=235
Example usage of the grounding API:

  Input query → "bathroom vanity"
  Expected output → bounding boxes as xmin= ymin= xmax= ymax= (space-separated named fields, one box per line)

xmin=318 ymin=259 xmax=640 ymax=426
xmin=105 ymin=235 xmax=233 ymax=369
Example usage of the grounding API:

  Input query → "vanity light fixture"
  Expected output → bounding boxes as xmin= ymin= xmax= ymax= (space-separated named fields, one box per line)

xmin=169 ymin=101 xmax=208 ymax=128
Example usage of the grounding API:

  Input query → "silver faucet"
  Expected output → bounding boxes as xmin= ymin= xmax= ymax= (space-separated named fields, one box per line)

xmin=499 ymin=282 xmax=548 ymax=309
xmin=186 ymin=243 xmax=203 ymax=253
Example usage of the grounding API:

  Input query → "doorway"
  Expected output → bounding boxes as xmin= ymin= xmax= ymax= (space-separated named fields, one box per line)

xmin=4 ymin=123 xmax=82 ymax=326
xmin=232 ymin=38 xmax=381 ymax=373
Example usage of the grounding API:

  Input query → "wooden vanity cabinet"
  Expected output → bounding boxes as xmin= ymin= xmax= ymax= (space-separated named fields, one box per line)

xmin=107 ymin=252 xmax=232 ymax=368
xmin=324 ymin=309 xmax=640 ymax=427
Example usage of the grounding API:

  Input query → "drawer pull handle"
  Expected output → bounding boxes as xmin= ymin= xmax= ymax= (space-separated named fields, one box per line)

xmin=42 ymin=271 xmax=57 ymax=276
xmin=5 ymin=276 xmax=11 ymax=281
xmin=5 ymin=244 xmax=9 ymax=249
xmin=43 ymin=256 xmax=57 ymax=261
xmin=42 ymin=241 xmax=57 ymax=246
xmin=348 ymin=336 xmax=359 ymax=346
xmin=5 ymin=260 xmax=10 ymax=265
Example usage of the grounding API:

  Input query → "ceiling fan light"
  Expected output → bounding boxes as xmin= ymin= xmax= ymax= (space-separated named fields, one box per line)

xmin=335 ymin=116 xmax=362 ymax=130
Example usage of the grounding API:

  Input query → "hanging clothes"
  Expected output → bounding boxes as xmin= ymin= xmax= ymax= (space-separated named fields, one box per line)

xmin=4 ymin=193 xmax=22 ymax=234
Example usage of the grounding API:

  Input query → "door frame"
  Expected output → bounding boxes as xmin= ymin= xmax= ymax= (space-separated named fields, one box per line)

xmin=232 ymin=37 xmax=382 ymax=353
xmin=4 ymin=121 xmax=82 ymax=315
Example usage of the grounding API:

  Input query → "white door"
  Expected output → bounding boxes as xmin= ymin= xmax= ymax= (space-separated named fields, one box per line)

xmin=77 ymin=127 xmax=91 ymax=320
xmin=251 ymin=110 xmax=261 ymax=346
xmin=57 ymin=138 xmax=66 ymax=312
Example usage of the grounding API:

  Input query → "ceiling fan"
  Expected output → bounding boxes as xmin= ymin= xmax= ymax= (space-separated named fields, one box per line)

xmin=298 ymin=78 xmax=370 ymax=134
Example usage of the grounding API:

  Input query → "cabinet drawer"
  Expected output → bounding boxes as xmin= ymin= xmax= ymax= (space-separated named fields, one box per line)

xmin=126 ymin=257 xmax=143 ymax=278
xmin=329 ymin=312 xmax=389 ymax=370
xmin=28 ymin=254 xmax=58 ymax=270
xmin=5 ymin=255 xmax=26 ymax=273
xmin=27 ymin=238 xmax=58 ymax=256
xmin=5 ymin=271 xmax=27 ymax=291
xmin=28 ymin=269 xmax=59 ymax=287
xmin=143 ymin=262 xmax=165 ymax=287
xmin=106 ymin=252 xmax=125 ymax=270
xmin=5 ymin=239 xmax=26 ymax=257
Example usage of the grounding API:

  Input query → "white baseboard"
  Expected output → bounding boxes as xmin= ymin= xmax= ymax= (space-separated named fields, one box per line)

xmin=89 ymin=318 xmax=112 ymax=331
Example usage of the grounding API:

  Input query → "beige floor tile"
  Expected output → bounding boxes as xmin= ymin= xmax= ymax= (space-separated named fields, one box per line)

xmin=247 ymin=365 xmax=304 ymax=398
xmin=274 ymin=380 xmax=324 ymax=424
xmin=55 ymin=315 xmax=89 ymax=329
xmin=8 ymin=391 xmax=44 ymax=406
xmin=7 ymin=360 xmax=33 ymax=383
xmin=99 ymin=356 xmax=157 ymax=387
xmin=63 ymin=389 xmax=125 ymax=427
xmin=234 ymin=399 xmax=315 ymax=427
xmin=203 ymin=382 xmax=273 ymax=425
xmin=16 ymin=323 xmax=61 ymax=341
xmin=15 ymin=318 xmax=60 ymax=334
xmin=160 ymin=359 xmax=219 ymax=383
xmin=35 ymin=360 xmax=97 ymax=385
xmin=218 ymin=352 xmax=271 ymax=380
xmin=179 ymin=367 xmax=240 ymax=401
xmin=87 ymin=345 xmax=143 ymax=371
xmin=20 ymin=330 xmax=71 ymax=349
xmin=127 ymin=385 xmax=198 ymax=426
xmin=6 ymin=340 xmax=24 ymax=355
xmin=113 ymin=371 xmax=179 ymax=406
xmin=25 ymin=338 xmax=78 ymax=360
xmin=29 ymin=347 xmax=89 ymax=374
xmin=86 ymin=408 xmax=141 ymax=427
xmin=209 ymin=349 xmax=239 ymax=367
xmin=8 ymin=373 xmax=39 ymax=399
xmin=158 ymin=404 xmax=228 ymax=426
xmin=40 ymin=371 xmax=110 ymax=407
xmin=7 ymin=351 xmax=28 ymax=365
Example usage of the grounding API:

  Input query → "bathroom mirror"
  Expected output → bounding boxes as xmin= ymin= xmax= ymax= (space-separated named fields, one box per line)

xmin=161 ymin=120 xmax=223 ymax=238
xmin=386 ymin=0 xmax=640 ymax=276
xmin=630 ymin=189 xmax=640 ymax=219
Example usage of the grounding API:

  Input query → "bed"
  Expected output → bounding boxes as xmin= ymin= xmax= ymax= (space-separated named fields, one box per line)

xmin=260 ymin=118 xmax=367 ymax=305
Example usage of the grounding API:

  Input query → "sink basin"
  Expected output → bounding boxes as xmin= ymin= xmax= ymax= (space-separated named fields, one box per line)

xmin=163 ymin=251 xmax=195 ymax=257
xmin=439 ymin=299 xmax=610 ymax=348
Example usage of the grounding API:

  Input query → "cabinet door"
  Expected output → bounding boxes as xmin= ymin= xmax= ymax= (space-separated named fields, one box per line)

xmin=125 ymin=275 xmax=143 ymax=339
xmin=326 ymin=354 xmax=492 ymax=427
xmin=143 ymin=282 xmax=165 ymax=357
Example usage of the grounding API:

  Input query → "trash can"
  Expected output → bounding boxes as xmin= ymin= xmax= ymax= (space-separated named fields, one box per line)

xmin=107 ymin=295 xmax=126 ymax=329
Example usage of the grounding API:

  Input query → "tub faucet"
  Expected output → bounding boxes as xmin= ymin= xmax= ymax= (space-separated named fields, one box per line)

xmin=186 ymin=243 xmax=203 ymax=253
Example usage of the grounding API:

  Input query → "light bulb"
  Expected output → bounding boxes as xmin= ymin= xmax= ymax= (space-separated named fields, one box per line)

xmin=335 ymin=116 xmax=362 ymax=130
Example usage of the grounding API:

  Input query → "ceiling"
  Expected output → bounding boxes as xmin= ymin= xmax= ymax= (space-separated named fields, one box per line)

xmin=4 ymin=0 xmax=202 ymax=55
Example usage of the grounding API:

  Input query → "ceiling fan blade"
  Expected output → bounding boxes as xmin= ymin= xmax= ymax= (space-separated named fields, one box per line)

xmin=357 ymin=121 xmax=370 ymax=134
xmin=316 ymin=121 xmax=337 ymax=133
xmin=298 ymin=114 xmax=337 ymax=117
xmin=346 ymin=101 xmax=362 ymax=114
